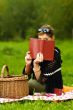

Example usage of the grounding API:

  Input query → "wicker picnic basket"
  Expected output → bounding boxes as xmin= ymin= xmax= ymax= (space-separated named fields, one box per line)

xmin=0 ymin=65 xmax=29 ymax=99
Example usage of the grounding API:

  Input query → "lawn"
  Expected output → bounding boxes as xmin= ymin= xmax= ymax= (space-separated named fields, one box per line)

xmin=0 ymin=40 xmax=73 ymax=110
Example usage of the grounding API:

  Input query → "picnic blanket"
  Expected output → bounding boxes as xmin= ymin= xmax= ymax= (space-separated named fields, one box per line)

xmin=0 ymin=86 xmax=73 ymax=103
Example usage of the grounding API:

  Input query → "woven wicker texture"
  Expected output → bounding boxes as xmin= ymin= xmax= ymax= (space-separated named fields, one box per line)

xmin=0 ymin=65 xmax=29 ymax=99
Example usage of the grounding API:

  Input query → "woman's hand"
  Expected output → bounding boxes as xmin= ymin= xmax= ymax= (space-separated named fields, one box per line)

xmin=25 ymin=51 xmax=32 ymax=65
xmin=34 ymin=53 xmax=43 ymax=64
xmin=33 ymin=53 xmax=43 ymax=80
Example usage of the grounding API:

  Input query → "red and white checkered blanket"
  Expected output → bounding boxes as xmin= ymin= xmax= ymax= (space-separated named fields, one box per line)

xmin=0 ymin=91 xmax=73 ymax=103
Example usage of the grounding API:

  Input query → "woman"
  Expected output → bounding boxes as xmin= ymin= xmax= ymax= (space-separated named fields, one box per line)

xmin=23 ymin=24 xmax=63 ymax=95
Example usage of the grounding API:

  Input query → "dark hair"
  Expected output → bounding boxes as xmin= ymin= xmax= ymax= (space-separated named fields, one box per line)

xmin=38 ymin=24 xmax=54 ymax=37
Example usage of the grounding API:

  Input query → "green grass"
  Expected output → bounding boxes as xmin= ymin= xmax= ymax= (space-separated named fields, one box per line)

xmin=0 ymin=41 xmax=29 ymax=75
xmin=0 ymin=40 xmax=73 ymax=110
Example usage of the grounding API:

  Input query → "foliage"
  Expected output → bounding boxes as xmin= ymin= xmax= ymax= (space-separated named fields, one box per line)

xmin=0 ymin=0 xmax=73 ymax=40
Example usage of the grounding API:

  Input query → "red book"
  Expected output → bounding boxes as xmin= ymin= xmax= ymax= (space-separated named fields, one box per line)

xmin=29 ymin=38 xmax=55 ymax=61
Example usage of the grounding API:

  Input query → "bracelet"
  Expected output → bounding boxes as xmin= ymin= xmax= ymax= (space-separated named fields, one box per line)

xmin=33 ymin=66 xmax=40 ymax=72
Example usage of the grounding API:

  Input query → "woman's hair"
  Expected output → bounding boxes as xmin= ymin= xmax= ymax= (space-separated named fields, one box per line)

xmin=38 ymin=24 xmax=54 ymax=37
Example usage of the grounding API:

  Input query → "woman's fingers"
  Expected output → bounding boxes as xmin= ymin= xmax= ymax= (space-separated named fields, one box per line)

xmin=25 ymin=51 xmax=32 ymax=65
xmin=26 ymin=51 xmax=30 ymax=55
xmin=37 ymin=53 xmax=43 ymax=61
xmin=34 ymin=53 xmax=43 ymax=63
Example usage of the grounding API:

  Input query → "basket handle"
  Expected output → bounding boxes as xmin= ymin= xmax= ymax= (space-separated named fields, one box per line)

xmin=1 ymin=65 xmax=10 ymax=78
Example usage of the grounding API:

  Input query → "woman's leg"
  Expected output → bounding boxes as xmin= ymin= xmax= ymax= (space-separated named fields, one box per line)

xmin=28 ymin=79 xmax=45 ymax=95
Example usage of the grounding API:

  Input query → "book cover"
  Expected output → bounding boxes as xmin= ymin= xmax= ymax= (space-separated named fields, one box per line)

xmin=29 ymin=38 xmax=55 ymax=61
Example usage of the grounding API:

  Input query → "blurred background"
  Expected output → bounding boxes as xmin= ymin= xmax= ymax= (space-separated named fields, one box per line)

xmin=0 ymin=0 xmax=73 ymax=40
xmin=0 ymin=0 xmax=73 ymax=86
